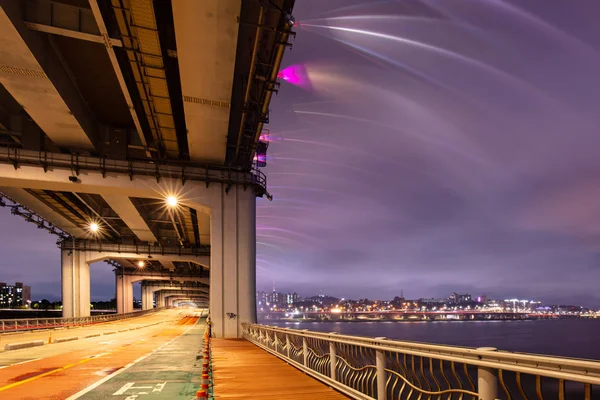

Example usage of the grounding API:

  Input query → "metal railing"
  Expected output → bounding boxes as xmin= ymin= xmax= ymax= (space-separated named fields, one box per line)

xmin=0 ymin=147 xmax=267 ymax=194
xmin=0 ymin=307 xmax=164 ymax=332
xmin=243 ymin=324 xmax=600 ymax=400
xmin=59 ymin=239 xmax=210 ymax=256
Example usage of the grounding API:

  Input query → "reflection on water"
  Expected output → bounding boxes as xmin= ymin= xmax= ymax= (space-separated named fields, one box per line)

xmin=265 ymin=319 xmax=600 ymax=360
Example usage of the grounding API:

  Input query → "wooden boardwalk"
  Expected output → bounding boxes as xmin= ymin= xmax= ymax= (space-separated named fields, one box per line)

xmin=211 ymin=339 xmax=348 ymax=399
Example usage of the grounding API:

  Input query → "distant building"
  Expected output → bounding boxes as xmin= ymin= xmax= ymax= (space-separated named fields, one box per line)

xmin=0 ymin=282 xmax=31 ymax=308
xmin=420 ymin=298 xmax=447 ymax=305
xmin=256 ymin=291 xmax=268 ymax=309
xmin=450 ymin=292 xmax=472 ymax=304
xmin=286 ymin=292 xmax=299 ymax=306
xmin=256 ymin=291 xmax=301 ymax=309
xmin=256 ymin=290 xmax=289 ymax=309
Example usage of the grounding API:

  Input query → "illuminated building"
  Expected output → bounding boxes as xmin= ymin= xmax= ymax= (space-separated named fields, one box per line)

xmin=0 ymin=281 xmax=31 ymax=308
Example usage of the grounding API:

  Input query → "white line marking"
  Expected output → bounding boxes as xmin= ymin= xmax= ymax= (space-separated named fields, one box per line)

xmin=66 ymin=322 xmax=198 ymax=400
xmin=0 ymin=357 xmax=41 ymax=370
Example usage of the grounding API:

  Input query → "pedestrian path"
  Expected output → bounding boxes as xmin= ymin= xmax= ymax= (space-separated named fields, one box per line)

xmin=211 ymin=338 xmax=348 ymax=399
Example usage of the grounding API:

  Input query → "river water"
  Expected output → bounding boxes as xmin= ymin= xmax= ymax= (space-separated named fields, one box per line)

xmin=266 ymin=319 xmax=600 ymax=360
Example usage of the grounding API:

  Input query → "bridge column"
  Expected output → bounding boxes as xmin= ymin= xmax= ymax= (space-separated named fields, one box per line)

xmin=210 ymin=185 xmax=256 ymax=338
xmin=115 ymin=274 xmax=134 ymax=314
xmin=61 ymin=249 xmax=91 ymax=318
xmin=156 ymin=291 xmax=165 ymax=307
xmin=141 ymin=284 xmax=153 ymax=310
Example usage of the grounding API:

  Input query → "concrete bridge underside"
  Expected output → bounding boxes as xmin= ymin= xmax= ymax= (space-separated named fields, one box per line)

xmin=0 ymin=0 xmax=296 ymax=338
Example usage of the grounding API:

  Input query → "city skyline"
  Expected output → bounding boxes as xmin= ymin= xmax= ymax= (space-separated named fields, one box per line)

xmin=2 ymin=1 xmax=600 ymax=307
xmin=255 ymin=287 xmax=597 ymax=310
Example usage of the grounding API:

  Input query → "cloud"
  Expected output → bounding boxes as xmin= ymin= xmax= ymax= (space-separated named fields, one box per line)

xmin=258 ymin=1 xmax=600 ymax=307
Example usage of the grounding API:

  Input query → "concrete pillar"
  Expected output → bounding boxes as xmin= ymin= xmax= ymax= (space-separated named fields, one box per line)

xmin=156 ymin=291 xmax=165 ymax=307
xmin=141 ymin=284 xmax=154 ymax=310
xmin=115 ymin=273 xmax=134 ymax=314
xmin=148 ymin=286 xmax=154 ymax=309
xmin=61 ymin=249 xmax=91 ymax=318
xmin=210 ymin=185 xmax=256 ymax=338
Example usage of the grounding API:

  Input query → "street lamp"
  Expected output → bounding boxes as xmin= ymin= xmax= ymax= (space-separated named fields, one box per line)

xmin=89 ymin=222 xmax=99 ymax=233
xmin=166 ymin=195 xmax=178 ymax=208
xmin=137 ymin=260 xmax=145 ymax=268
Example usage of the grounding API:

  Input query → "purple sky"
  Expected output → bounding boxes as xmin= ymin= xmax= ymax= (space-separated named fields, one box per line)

xmin=2 ymin=0 xmax=600 ymax=306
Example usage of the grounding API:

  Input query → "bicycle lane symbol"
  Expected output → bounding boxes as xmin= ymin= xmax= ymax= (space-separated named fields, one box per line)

xmin=113 ymin=382 xmax=167 ymax=399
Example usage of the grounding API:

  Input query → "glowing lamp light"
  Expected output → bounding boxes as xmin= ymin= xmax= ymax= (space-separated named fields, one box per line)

xmin=137 ymin=260 xmax=145 ymax=268
xmin=89 ymin=222 xmax=99 ymax=233
xmin=277 ymin=65 xmax=311 ymax=88
xmin=166 ymin=195 xmax=178 ymax=208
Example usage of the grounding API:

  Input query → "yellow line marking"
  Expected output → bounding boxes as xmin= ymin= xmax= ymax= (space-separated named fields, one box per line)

xmin=0 ymin=357 xmax=94 ymax=392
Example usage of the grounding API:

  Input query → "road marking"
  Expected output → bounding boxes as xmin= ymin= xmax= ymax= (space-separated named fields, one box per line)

xmin=153 ymin=382 xmax=166 ymax=392
xmin=114 ymin=382 xmax=150 ymax=395
xmin=113 ymin=381 xmax=166 ymax=396
xmin=0 ymin=358 xmax=41 ymax=370
xmin=66 ymin=321 xmax=198 ymax=400
xmin=0 ymin=356 xmax=95 ymax=392
xmin=99 ymin=340 xmax=116 ymax=345
xmin=0 ymin=333 xmax=155 ymax=392
xmin=84 ymin=352 xmax=109 ymax=359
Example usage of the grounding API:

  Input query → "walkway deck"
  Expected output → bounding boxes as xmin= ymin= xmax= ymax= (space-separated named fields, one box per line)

xmin=211 ymin=339 xmax=347 ymax=399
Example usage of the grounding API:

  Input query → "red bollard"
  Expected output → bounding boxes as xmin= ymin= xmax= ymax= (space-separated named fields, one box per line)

xmin=196 ymin=389 xmax=207 ymax=399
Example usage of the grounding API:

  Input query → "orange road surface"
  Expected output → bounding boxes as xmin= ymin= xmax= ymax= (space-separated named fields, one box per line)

xmin=0 ymin=315 xmax=198 ymax=400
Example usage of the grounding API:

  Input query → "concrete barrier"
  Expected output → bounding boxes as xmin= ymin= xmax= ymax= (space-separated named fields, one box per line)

xmin=84 ymin=333 xmax=101 ymax=338
xmin=104 ymin=331 xmax=116 ymax=335
xmin=4 ymin=340 xmax=45 ymax=351
xmin=53 ymin=336 xmax=78 ymax=343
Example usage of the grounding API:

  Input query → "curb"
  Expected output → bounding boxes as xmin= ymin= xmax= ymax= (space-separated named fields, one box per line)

xmin=4 ymin=340 xmax=45 ymax=351
xmin=53 ymin=336 xmax=79 ymax=343
xmin=84 ymin=333 xmax=102 ymax=338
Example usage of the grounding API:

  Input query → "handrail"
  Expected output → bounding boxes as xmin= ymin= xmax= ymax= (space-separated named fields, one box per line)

xmin=0 ymin=307 xmax=164 ymax=332
xmin=243 ymin=323 xmax=600 ymax=400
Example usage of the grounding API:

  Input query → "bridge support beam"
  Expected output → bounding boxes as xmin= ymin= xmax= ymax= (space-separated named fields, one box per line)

xmin=210 ymin=185 xmax=256 ymax=338
xmin=115 ymin=273 xmax=134 ymax=314
xmin=61 ymin=249 xmax=90 ymax=318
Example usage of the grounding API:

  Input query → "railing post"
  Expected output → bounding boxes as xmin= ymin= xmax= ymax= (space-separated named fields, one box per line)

xmin=302 ymin=330 xmax=309 ymax=367
xmin=375 ymin=337 xmax=387 ymax=400
xmin=286 ymin=334 xmax=290 ymax=359
xmin=477 ymin=347 xmax=498 ymax=400
xmin=329 ymin=333 xmax=337 ymax=380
